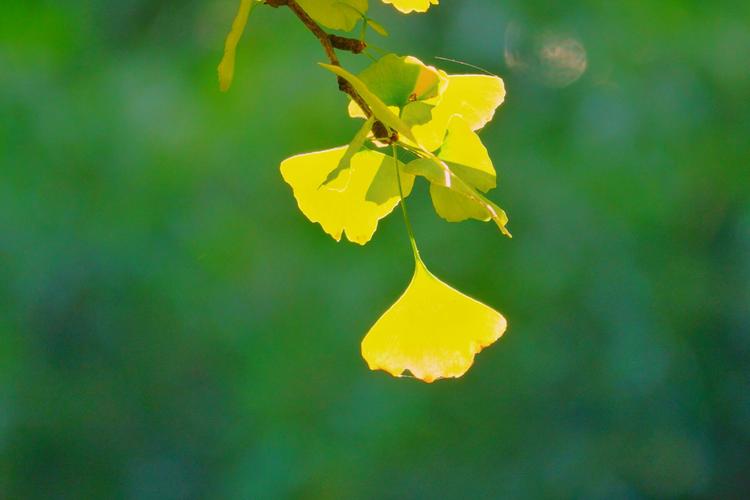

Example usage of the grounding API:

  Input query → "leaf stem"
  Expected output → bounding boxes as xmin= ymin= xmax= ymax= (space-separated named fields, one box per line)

xmin=393 ymin=144 xmax=420 ymax=263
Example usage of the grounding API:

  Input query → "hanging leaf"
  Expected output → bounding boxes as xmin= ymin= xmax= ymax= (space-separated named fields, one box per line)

xmin=362 ymin=256 xmax=506 ymax=383
xmin=218 ymin=0 xmax=257 ymax=92
xmin=404 ymin=117 xmax=511 ymax=236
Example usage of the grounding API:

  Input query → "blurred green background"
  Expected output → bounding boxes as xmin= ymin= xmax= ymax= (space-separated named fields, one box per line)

xmin=2 ymin=0 xmax=749 ymax=498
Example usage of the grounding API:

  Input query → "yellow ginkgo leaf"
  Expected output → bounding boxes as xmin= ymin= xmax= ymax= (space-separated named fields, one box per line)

xmin=362 ymin=257 xmax=506 ymax=383
xmin=280 ymin=147 xmax=415 ymax=245
xmin=405 ymin=116 xmax=511 ymax=235
xmin=429 ymin=185 xmax=491 ymax=222
xmin=297 ymin=0 xmax=367 ymax=31
xmin=382 ymin=0 xmax=439 ymax=14
xmin=429 ymin=115 xmax=496 ymax=222
xmin=218 ymin=0 xmax=257 ymax=92
xmin=438 ymin=115 xmax=496 ymax=192
xmin=413 ymin=74 xmax=506 ymax=151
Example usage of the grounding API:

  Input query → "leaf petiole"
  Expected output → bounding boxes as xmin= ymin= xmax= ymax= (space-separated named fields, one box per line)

xmin=393 ymin=144 xmax=421 ymax=263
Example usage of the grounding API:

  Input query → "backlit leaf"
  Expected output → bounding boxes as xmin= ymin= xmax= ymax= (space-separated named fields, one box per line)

xmin=429 ymin=185 xmax=490 ymax=222
xmin=438 ymin=115 xmax=496 ymax=192
xmin=382 ymin=0 xmax=439 ymax=14
xmin=413 ymin=74 xmax=506 ymax=151
xmin=321 ymin=116 xmax=376 ymax=188
xmin=320 ymin=63 xmax=417 ymax=143
xmin=404 ymin=117 xmax=510 ymax=236
xmin=362 ymin=256 xmax=506 ymax=383
xmin=400 ymin=101 xmax=434 ymax=127
xmin=297 ymin=0 xmax=368 ymax=31
xmin=356 ymin=54 xmax=446 ymax=108
xmin=280 ymin=147 xmax=414 ymax=245
xmin=346 ymin=55 xmax=447 ymax=125
xmin=218 ymin=0 xmax=257 ymax=92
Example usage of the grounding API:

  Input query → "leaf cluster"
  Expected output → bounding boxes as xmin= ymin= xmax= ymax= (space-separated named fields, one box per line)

xmin=218 ymin=0 xmax=511 ymax=383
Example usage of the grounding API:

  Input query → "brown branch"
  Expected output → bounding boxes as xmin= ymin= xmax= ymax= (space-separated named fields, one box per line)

xmin=329 ymin=35 xmax=366 ymax=54
xmin=285 ymin=0 xmax=340 ymax=63
xmin=265 ymin=0 xmax=390 ymax=139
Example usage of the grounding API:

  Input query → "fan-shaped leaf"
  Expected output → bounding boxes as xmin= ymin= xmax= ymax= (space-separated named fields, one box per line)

xmin=404 ymin=117 xmax=510 ymax=235
xmin=281 ymin=147 xmax=414 ymax=244
xmin=362 ymin=257 xmax=506 ymax=383
xmin=413 ymin=74 xmax=505 ymax=151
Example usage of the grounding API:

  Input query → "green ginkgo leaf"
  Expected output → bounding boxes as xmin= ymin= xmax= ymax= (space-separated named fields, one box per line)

xmin=280 ymin=147 xmax=415 ymax=245
xmin=346 ymin=54 xmax=449 ymax=130
xmin=320 ymin=63 xmax=417 ymax=143
xmin=356 ymin=54 xmax=446 ymax=108
xmin=400 ymin=101 xmax=434 ymax=127
xmin=297 ymin=0 xmax=368 ymax=31
xmin=217 ymin=0 xmax=258 ymax=92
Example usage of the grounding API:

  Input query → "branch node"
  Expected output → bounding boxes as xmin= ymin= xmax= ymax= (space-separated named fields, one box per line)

xmin=329 ymin=35 xmax=366 ymax=54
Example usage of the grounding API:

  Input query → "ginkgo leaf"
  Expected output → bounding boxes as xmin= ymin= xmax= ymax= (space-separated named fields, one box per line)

xmin=297 ymin=0 xmax=368 ymax=31
xmin=429 ymin=185 xmax=490 ymax=221
xmin=218 ymin=0 xmax=257 ymax=92
xmin=404 ymin=117 xmax=511 ymax=236
xmin=400 ymin=101 xmax=434 ymax=127
xmin=356 ymin=54 xmax=446 ymax=108
xmin=413 ymin=74 xmax=506 ymax=151
xmin=347 ymin=55 xmax=447 ymax=124
xmin=382 ymin=0 xmax=439 ymax=14
xmin=280 ymin=147 xmax=415 ymax=245
xmin=438 ymin=115 xmax=496 ymax=192
xmin=361 ymin=256 xmax=506 ymax=383
xmin=404 ymin=161 xmax=510 ymax=235
xmin=320 ymin=63 xmax=417 ymax=143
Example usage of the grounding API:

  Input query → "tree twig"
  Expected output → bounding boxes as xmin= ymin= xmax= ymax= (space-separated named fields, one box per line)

xmin=265 ymin=0 xmax=389 ymax=139
xmin=329 ymin=35 xmax=366 ymax=54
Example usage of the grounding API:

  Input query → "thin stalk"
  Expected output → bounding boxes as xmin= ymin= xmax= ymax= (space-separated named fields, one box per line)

xmin=393 ymin=144 xmax=420 ymax=263
xmin=366 ymin=42 xmax=389 ymax=56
